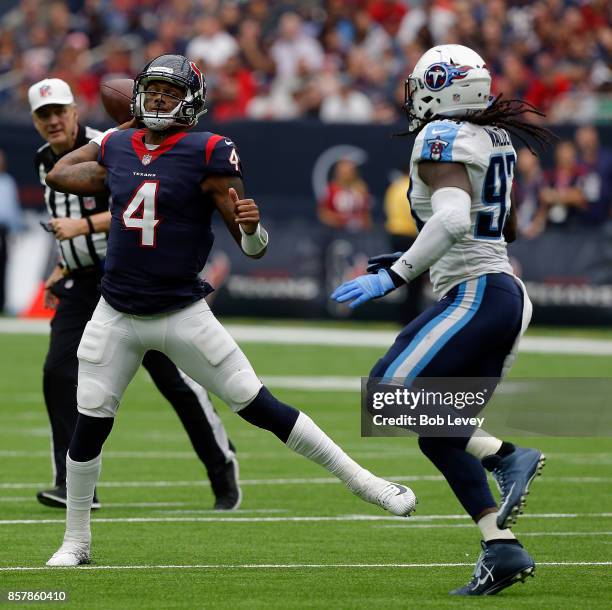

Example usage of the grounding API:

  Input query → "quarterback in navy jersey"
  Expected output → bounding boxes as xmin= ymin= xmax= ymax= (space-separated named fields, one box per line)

xmin=29 ymin=77 xmax=241 ymax=513
xmin=44 ymin=55 xmax=416 ymax=567
xmin=98 ymin=126 xmax=242 ymax=314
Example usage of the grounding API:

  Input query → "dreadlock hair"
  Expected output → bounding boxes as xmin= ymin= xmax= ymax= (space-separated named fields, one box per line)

xmin=397 ymin=95 xmax=558 ymax=155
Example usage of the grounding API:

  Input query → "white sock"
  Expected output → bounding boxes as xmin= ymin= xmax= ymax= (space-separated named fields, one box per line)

xmin=286 ymin=412 xmax=369 ymax=491
xmin=465 ymin=428 xmax=503 ymax=460
xmin=477 ymin=512 xmax=516 ymax=542
xmin=64 ymin=453 xmax=101 ymax=545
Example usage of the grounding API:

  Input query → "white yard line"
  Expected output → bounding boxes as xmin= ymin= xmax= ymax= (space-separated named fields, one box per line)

xmin=0 ymin=449 xmax=419 ymax=459
xmin=1 ymin=449 xmax=609 ymax=467
xmin=1 ymin=512 xmax=611 ymax=526
xmin=2 ymin=319 xmax=612 ymax=355
xmin=1 ymin=475 xmax=610 ymax=490
xmin=0 ymin=561 xmax=610 ymax=572
xmin=262 ymin=376 xmax=360 ymax=390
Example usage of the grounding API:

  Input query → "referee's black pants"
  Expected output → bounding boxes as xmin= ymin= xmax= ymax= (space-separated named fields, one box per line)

xmin=43 ymin=272 xmax=236 ymax=488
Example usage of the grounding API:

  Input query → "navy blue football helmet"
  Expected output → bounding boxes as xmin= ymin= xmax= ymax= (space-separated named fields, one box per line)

xmin=132 ymin=54 xmax=207 ymax=130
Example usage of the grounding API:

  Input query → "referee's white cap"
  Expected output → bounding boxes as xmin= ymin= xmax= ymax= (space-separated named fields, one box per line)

xmin=29 ymin=78 xmax=75 ymax=113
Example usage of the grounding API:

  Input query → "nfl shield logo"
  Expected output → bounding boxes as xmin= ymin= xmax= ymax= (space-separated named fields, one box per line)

xmin=141 ymin=154 xmax=152 ymax=166
xmin=83 ymin=197 xmax=96 ymax=210
xmin=39 ymin=85 xmax=52 ymax=97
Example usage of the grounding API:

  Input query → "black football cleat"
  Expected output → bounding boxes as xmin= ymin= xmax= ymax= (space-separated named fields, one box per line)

xmin=36 ymin=486 xmax=101 ymax=510
xmin=210 ymin=457 xmax=242 ymax=511
xmin=450 ymin=541 xmax=535 ymax=596
xmin=483 ymin=447 xmax=546 ymax=529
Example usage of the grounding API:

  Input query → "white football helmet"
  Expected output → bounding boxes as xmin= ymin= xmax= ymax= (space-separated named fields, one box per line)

xmin=404 ymin=44 xmax=491 ymax=132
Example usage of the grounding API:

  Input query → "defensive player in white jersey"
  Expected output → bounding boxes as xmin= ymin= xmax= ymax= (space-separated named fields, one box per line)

xmin=332 ymin=45 xmax=553 ymax=596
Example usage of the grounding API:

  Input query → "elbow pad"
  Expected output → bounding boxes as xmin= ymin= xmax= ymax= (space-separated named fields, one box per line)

xmin=431 ymin=187 xmax=472 ymax=240
xmin=390 ymin=186 xmax=472 ymax=283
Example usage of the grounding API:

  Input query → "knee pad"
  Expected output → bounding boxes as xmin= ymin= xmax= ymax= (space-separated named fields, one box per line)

xmin=224 ymin=369 xmax=262 ymax=410
xmin=77 ymin=378 xmax=118 ymax=418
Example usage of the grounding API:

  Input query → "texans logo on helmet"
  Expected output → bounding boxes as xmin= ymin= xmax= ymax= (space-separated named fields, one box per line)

xmin=424 ymin=63 xmax=472 ymax=91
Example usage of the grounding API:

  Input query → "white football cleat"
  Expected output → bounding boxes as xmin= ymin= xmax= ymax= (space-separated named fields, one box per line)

xmin=46 ymin=541 xmax=90 ymax=567
xmin=350 ymin=471 xmax=417 ymax=517
xmin=375 ymin=481 xmax=417 ymax=517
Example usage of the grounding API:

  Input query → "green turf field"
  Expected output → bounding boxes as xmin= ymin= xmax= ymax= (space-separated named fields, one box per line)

xmin=1 ymin=327 xmax=611 ymax=609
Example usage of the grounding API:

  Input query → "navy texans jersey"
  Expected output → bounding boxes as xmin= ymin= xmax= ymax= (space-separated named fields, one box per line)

xmin=97 ymin=128 xmax=242 ymax=314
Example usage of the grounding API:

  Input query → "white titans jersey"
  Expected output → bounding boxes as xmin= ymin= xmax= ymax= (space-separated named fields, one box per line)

xmin=409 ymin=119 xmax=515 ymax=297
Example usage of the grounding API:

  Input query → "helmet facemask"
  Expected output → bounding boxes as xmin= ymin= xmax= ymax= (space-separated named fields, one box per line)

xmin=404 ymin=77 xmax=435 ymax=133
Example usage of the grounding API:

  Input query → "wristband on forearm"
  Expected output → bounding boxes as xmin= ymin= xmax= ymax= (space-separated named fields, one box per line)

xmin=85 ymin=216 xmax=95 ymax=235
xmin=239 ymin=223 xmax=268 ymax=255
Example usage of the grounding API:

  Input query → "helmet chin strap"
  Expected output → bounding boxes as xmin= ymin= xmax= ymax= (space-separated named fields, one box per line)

xmin=143 ymin=116 xmax=176 ymax=131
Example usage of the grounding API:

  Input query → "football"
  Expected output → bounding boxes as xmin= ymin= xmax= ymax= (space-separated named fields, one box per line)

xmin=100 ymin=78 xmax=134 ymax=124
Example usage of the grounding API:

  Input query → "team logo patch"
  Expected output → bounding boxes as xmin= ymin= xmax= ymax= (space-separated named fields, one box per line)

xmin=424 ymin=63 xmax=472 ymax=91
xmin=190 ymin=61 xmax=203 ymax=87
xmin=141 ymin=154 xmax=152 ymax=166
xmin=39 ymin=84 xmax=52 ymax=97
xmin=426 ymin=135 xmax=449 ymax=162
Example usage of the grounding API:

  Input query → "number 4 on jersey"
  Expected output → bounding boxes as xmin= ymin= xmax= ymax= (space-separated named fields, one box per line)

xmin=122 ymin=181 xmax=160 ymax=247
xmin=229 ymin=148 xmax=240 ymax=172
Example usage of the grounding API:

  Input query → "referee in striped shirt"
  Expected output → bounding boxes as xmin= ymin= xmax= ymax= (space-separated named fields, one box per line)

xmin=30 ymin=78 xmax=241 ymax=511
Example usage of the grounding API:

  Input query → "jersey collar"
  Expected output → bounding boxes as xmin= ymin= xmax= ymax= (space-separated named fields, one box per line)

xmin=131 ymin=128 xmax=188 ymax=165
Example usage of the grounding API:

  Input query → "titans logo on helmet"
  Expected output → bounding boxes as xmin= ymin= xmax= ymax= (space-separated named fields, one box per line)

xmin=424 ymin=63 xmax=472 ymax=91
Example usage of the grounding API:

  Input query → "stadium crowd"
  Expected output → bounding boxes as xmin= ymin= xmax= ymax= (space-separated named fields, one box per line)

xmin=0 ymin=0 xmax=610 ymax=124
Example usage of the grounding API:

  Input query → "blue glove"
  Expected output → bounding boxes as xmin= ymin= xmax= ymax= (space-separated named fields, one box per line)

xmin=366 ymin=251 xmax=403 ymax=274
xmin=331 ymin=269 xmax=397 ymax=309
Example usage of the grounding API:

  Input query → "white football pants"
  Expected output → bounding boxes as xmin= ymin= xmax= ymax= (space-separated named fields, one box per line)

xmin=76 ymin=297 xmax=263 ymax=418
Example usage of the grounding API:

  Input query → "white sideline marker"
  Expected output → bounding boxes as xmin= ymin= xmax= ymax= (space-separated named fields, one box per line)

xmin=2 ymin=318 xmax=612 ymax=355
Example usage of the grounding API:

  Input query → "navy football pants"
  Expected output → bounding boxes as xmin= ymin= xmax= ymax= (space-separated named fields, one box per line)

xmin=370 ymin=273 xmax=531 ymax=519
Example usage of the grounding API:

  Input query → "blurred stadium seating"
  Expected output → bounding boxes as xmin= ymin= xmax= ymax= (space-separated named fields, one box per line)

xmin=0 ymin=0 xmax=610 ymax=124
xmin=0 ymin=0 xmax=611 ymax=324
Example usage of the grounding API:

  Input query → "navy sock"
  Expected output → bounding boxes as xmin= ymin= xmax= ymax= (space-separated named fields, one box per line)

xmin=418 ymin=436 xmax=496 ymax=520
xmin=485 ymin=539 xmax=522 ymax=547
xmin=68 ymin=414 xmax=114 ymax=462
xmin=238 ymin=386 xmax=300 ymax=443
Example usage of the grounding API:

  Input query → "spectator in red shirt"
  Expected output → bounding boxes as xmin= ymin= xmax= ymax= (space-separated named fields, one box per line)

xmin=212 ymin=54 xmax=257 ymax=121
xmin=318 ymin=158 xmax=372 ymax=231
xmin=525 ymin=54 xmax=571 ymax=116
xmin=368 ymin=1 xmax=407 ymax=31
